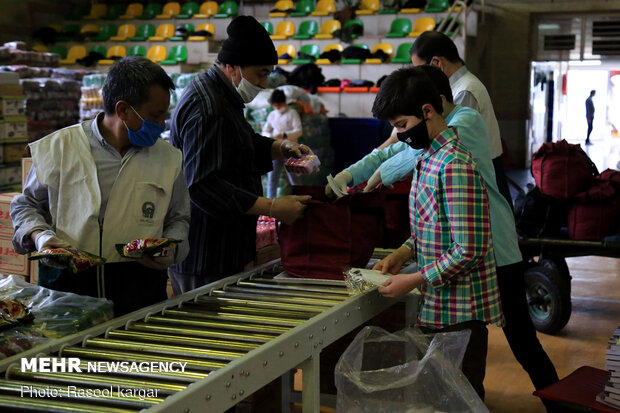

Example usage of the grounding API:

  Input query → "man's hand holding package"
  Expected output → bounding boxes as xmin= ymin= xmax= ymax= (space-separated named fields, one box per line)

xmin=271 ymin=195 xmax=311 ymax=224
xmin=137 ymin=244 xmax=177 ymax=270
xmin=325 ymin=171 xmax=352 ymax=198
xmin=378 ymin=272 xmax=424 ymax=299
xmin=280 ymin=140 xmax=310 ymax=159
xmin=372 ymin=245 xmax=413 ymax=275
xmin=31 ymin=230 xmax=74 ymax=269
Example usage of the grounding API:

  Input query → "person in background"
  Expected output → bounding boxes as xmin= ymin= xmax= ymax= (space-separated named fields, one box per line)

xmin=10 ymin=56 xmax=190 ymax=316
xmin=328 ymin=65 xmax=560 ymax=413
xmin=168 ymin=16 xmax=311 ymax=295
xmin=586 ymin=89 xmax=596 ymax=145
xmin=408 ymin=31 xmax=513 ymax=208
xmin=262 ymin=89 xmax=303 ymax=198
xmin=370 ymin=66 xmax=503 ymax=399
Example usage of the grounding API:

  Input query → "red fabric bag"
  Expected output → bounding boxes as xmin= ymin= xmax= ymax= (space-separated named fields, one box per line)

xmin=568 ymin=178 xmax=620 ymax=241
xmin=278 ymin=186 xmax=385 ymax=279
xmin=531 ymin=139 xmax=598 ymax=200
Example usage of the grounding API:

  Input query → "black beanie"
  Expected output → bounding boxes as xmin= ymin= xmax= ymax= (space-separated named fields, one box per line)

xmin=217 ymin=16 xmax=277 ymax=66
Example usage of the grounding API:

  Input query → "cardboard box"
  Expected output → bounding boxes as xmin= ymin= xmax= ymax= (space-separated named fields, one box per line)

xmin=0 ymin=73 xmax=19 ymax=85
xmin=29 ymin=260 xmax=38 ymax=285
xmin=22 ymin=157 xmax=32 ymax=187
xmin=0 ymin=97 xmax=26 ymax=116
xmin=0 ymin=116 xmax=27 ymax=140
xmin=3 ymin=141 xmax=28 ymax=163
xmin=0 ymin=193 xmax=19 ymax=237
xmin=0 ymin=166 xmax=21 ymax=187
xmin=0 ymin=235 xmax=29 ymax=277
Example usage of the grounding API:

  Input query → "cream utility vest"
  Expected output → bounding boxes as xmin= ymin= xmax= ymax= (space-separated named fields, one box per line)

xmin=451 ymin=70 xmax=504 ymax=159
xmin=30 ymin=123 xmax=182 ymax=263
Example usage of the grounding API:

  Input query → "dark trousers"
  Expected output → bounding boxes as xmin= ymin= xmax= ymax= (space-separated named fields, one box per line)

xmin=492 ymin=155 xmax=513 ymax=209
xmin=497 ymin=261 xmax=560 ymax=409
xmin=421 ymin=320 xmax=488 ymax=400
xmin=40 ymin=261 xmax=168 ymax=317
xmin=586 ymin=118 xmax=594 ymax=141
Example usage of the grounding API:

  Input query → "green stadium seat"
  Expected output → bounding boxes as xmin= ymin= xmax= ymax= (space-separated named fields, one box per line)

xmin=385 ymin=18 xmax=411 ymax=38
xmin=175 ymin=1 xmax=199 ymax=18
xmin=214 ymin=1 xmax=238 ymax=18
xmin=292 ymin=44 xmax=320 ymax=64
xmin=291 ymin=20 xmax=318 ymax=40
xmin=161 ymin=45 xmax=188 ymax=65
xmin=130 ymin=24 xmax=156 ymax=41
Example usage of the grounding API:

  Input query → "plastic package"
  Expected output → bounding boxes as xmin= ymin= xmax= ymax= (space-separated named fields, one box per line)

xmin=0 ymin=326 xmax=48 ymax=359
xmin=335 ymin=326 xmax=489 ymax=413
xmin=115 ymin=238 xmax=180 ymax=258
xmin=28 ymin=247 xmax=106 ymax=273
xmin=285 ymin=154 xmax=321 ymax=174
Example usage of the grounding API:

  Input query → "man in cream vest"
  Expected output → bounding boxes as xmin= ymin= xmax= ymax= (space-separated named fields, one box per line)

xmin=10 ymin=57 xmax=190 ymax=316
xmin=409 ymin=31 xmax=513 ymax=208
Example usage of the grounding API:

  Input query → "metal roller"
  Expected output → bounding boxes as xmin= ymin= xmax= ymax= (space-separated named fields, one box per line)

xmin=209 ymin=290 xmax=339 ymax=307
xmin=236 ymin=280 xmax=351 ymax=296
xmin=0 ymin=395 xmax=137 ymax=413
xmin=222 ymin=285 xmax=348 ymax=301
xmin=0 ymin=380 xmax=163 ymax=409
xmin=195 ymin=295 xmax=330 ymax=313
xmin=61 ymin=347 xmax=227 ymax=372
xmin=106 ymin=330 xmax=261 ymax=352
xmin=144 ymin=315 xmax=291 ymax=335
xmin=128 ymin=322 xmax=276 ymax=344
xmin=181 ymin=301 xmax=317 ymax=320
xmin=161 ymin=308 xmax=304 ymax=328
xmin=84 ymin=338 xmax=246 ymax=361
xmin=6 ymin=367 xmax=187 ymax=395
xmin=249 ymin=276 xmax=346 ymax=287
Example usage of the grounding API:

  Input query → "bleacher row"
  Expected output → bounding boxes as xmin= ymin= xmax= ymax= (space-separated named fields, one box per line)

xmin=34 ymin=0 xmax=463 ymax=69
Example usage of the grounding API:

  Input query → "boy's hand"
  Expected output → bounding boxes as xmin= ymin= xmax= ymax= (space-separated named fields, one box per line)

xmin=372 ymin=245 xmax=413 ymax=275
xmin=378 ymin=272 xmax=423 ymax=299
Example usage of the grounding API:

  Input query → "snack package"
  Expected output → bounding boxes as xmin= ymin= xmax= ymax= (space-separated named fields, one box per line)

xmin=28 ymin=248 xmax=106 ymax=274
xmin=285 ymin=154 xmax=321 ymax=174
xmin=115 ymin=238 xmax=181 ymax=259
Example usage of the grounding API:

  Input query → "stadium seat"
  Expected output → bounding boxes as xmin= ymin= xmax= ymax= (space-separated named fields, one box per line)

xmin=409 ymin=17 xmax=435 ymax=37
xmin=83 ymin=4 xmax=107 ymax=20
xmin=292 ymin=44 xmax=320 ymax=64
xmin=80 ymin=24 xmax=100 ymax=41
xmin=276 ymin=44 xmax=296 ymax=64
xmin=156 ymin=2 xmax=181 ymax=19
xmin=90 ymin=45 xmax=107 ymax=57
xmin=343 ymin=19 xmax=364 ymax=39
xmin=110 ymin=24 xmax=136 ymax=42
xmin=169 ymin=23 xmax=194 ymax=41
xmin=161 ymin=45 xmax=188 ymax=65
xmin=49 ymin=45 xmax=68 ymax=59
xmin=194 ymin=1 xmax=218 ymax=18
xmin=127 ymin=45 xmax=146 ymax=57
xmin=120 ymin=3 xmax=143 ymax=19
xmin=311 ymin=0 xmax=335 ymax=16
xmin=270 ymin=21 xmax=295 ymax=40
xmin=315 ymin=20 xmax=340 ymax=39
xmin=270 ymin=0 xmax=294 ymax=17
xmin=32 ymin=45 xmax=48 ymax=53
xmin=99 ymin=45 xmax=126 ymax=65
xmin=316 ymin=43 xmax=344 ymax=64
xmin=146 ymin=45 xmax=167 ymax=63
xmin=261 ymin=21 xmax=274 ymax=35
xmin=342 ymin=43 xmax=368 ymax=64
xmin=385 ymin=18 xmax=411 ymax=38
xmin=356 ymin=0 xmax=380 ymax=15
xmin=60 ymin=45 xmax=86 ymax=65
xmin=291 ymin=0 xmax=315 ymax=17
xmin=214 ymin=1 xmax=238 ymax=18
xmin=425 ymin=0 xmax=449 ymax=13
xmin=365 ymin=42 xmax=394 ymax=63
xmin=292 ymin=20 xmax=318 ymax=40
xmin=67 ymin=3 xmax=89 ymax=20
xmin=378 ymin=0 xmax=400 ymax=14
xmin=138 ymin=3 xmax=163 ymax=20
xmin=102 ymin=4 xmax=125 ymax=20
xmin=188 ymin=23 xmax=215 ymax=41
xmin=391 ymin=42 xmax=413 ymax=63
xmin=56 ymin=24 xmax=80 ymax=42
xmin=175 ymin=1 xmax=199 ymax=18
xmin=130 ymin=24 xmax=156 ymax=41
xmin=149 ymin=24 xmax=175 ymax=41
xmin=91 ymin=24 xmax=117 ymax=42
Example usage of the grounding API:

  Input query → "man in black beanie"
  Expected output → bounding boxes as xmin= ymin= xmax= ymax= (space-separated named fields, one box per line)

xmin=168 ymin=16 xmax=312 ymax=294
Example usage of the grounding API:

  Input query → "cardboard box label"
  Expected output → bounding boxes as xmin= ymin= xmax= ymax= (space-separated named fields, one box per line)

xmin=0 ymin=193 xmax=19 ymax=237
xmin=0 ymin=98 xmax=26 ymax=116
xmin=0 ymin=236 xmax=28 ymax=276
xmin=0 ymin=120 xmax=27 ymax=139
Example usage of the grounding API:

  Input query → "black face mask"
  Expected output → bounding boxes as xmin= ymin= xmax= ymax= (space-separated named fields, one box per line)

xmin=396 ymin=118 xmax=430 ymax=149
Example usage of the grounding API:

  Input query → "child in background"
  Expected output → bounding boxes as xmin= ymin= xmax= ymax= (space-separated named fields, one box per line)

xmin=262 ymin=89 xmax=303 ymax=198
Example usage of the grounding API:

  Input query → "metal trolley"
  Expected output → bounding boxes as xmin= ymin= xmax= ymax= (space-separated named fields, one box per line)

xmin=0 ymin=259 xmax=415 ymax=413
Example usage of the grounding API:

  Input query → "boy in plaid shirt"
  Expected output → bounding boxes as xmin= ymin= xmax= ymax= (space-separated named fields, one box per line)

xmin=372 ymin=67 xmax=503 ymax=399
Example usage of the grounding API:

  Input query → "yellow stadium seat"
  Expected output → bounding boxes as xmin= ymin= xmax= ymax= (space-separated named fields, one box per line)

xmin=276 ymin=44 xmax=296 ymax=64
xmin=80 ymin=24 xmax=99 ymax=41
xmin=315 ymin=19 xmax=340 ymax=39
xmin=120 ymin=3 xmax=143 ymax=19
xmin=316 ymin=43 xmax=343 ymax=64
xmin=270 ymin=0 xmax=294 ymax=17
xmin=149 ymin=24 xmax=175 ymax=41
xmin=60 ymin=45 xmax=86 ymax=65
xmin=83 ymin=4 xmax=107 ymax=20
xmin=48 ymin=24 xmax=63 ymax=32
xmin=188 ymin=23 xmax=214 ymax=41
xmin=356 ymin=0 xmax=379 ymax=15
xmin=110 ymin=24 xmax=136 ymax=41
xmin=409 ymin=17 xmax=436 ymax=37
xmin=146 ymin=45 xmax=167 ymax=63
xmin=270 ymin=21 xmax=295 ymax=40
xmin=194 ymin=1 xmax=218 ymax=18
xmin=365 ymin=42 xmax=394 ymax=63
xmin=311 ymin=0 xmax=335 ymax=16
xmin=156 ymin=2 xmax=181 ymax=18
xmin=32 ymin=45 xmax=48 ymax=53
xmin=99 ymin=45 xmax=127 ymax=65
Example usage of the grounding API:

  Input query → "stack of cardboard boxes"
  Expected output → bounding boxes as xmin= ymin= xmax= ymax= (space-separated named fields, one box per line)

xmin=0 ymin=72 xmax=27 ymax=192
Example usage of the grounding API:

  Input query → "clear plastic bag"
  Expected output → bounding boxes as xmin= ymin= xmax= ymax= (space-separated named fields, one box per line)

xmin=335 ymin=326 xmax=489 ymax=413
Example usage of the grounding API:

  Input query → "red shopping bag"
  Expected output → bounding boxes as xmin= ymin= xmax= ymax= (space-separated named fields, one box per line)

xmin=279 ymin=186 xmax=385 ymax=279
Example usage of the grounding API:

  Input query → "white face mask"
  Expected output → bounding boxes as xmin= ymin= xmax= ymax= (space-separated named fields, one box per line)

xmin=235 ymin=67 xmax=263 ymax=103
xmin=277 ymin=106 xmax=288 ymax=113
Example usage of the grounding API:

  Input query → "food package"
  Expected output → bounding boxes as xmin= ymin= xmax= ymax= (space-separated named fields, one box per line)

xmin=115 ymin=238 xmax=181 ymax=259
xmin=284 ymin=154 xmax=321 ymax=174
xmin=0 ymin=326 xmax=48 ymax=359
xmin=0 ymin=299 xmax=33 ymax=330
xmin=28 ymin=248 xmax=106 ymax=273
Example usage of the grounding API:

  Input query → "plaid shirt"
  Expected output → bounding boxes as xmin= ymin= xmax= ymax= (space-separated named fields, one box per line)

xmin=404 ymin=127 xmax=503 ymax=329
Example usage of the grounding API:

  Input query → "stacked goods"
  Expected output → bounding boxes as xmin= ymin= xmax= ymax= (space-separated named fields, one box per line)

xmin=0 ymin=72 xmax=26 ymax=192
xmin=0 ymin=42 xmax=59 ymax=68
xmin=256 ymin=216 xmax=277 ymax=249
xmin=115 ymin=238 xmax=180 ymax=258
xmin=285 ymin=154 xmax=321 ymax=174
xmin=596 ymin=326 xmax=620 ymax=408
xmin=80 ymin=73 xmax=106 ymax=121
